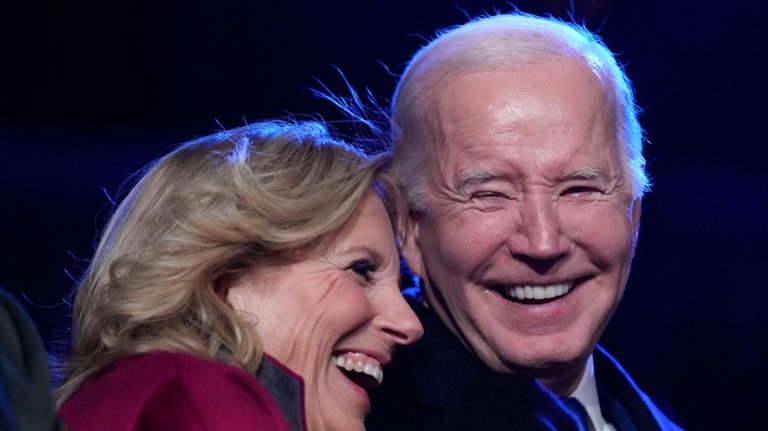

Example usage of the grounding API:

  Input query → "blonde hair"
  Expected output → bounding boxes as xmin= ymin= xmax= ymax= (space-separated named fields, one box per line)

xmin=393 ymin=13 xmax=648 ymax=210
xmin=56 ymin=121 xmax=398 ymax=405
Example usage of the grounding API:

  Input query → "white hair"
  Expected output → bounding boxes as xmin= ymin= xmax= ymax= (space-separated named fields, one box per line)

xmin=392 ymin=13 xmax=649 ymax=210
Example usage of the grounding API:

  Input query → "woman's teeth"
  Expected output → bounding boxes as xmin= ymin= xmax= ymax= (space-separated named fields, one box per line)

xmin=333 ymin=353 xmax=383 ymax=385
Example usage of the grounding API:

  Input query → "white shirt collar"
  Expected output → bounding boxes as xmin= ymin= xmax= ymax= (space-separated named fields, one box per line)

xmin=568 ymin=355 xmax=616 ymax=431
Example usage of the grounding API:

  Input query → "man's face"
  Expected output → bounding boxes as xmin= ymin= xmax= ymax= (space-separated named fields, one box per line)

xmin=405 ymin=57 xmax=641 ymax=382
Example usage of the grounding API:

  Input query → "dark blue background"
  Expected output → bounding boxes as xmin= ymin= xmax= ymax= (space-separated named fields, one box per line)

xmin=2 ymin=1 xmax=766 ymax=429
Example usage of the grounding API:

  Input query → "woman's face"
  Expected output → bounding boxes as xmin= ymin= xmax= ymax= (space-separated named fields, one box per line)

xmin=225 ymin=190 xmax=424 ymax=431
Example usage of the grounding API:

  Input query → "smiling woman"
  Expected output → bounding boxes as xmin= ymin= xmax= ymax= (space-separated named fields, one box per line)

xmin=54 ymin=121 xmax=423 ymax=431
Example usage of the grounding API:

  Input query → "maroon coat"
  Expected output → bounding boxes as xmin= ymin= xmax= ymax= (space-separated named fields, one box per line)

xmin=59 ymin=351 xmax=302 ymax=431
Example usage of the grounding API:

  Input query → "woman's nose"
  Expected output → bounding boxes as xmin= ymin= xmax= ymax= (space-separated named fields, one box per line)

xmin=373 ymin=289 xmax=424 ymax=346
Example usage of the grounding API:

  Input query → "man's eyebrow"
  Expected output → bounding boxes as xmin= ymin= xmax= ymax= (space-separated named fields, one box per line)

xmin=453 ymin=169 xmax=502 ymax=192
xmin=556 ymin=167 xmax=614 ymax=182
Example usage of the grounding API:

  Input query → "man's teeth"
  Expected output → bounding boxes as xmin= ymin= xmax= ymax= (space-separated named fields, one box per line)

xmin=504 ymin=282 xmax=573 ymax=300
xmin=334 ymin=354 xmax=383 ymax=384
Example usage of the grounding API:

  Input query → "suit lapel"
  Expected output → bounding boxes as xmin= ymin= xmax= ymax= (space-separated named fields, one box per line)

xmin=595 ymin=346 xmax=681 ymax=431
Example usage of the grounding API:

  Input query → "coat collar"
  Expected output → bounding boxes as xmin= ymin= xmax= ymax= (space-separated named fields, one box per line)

xmin=257 ymin=354 xmax=307 ymax=431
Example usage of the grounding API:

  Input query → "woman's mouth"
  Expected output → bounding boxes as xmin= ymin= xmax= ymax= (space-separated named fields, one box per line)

xmin=332 ymin=352 xmax=384 ymax=389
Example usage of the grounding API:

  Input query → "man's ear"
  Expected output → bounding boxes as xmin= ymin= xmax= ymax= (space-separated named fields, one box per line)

xmin=629 ymin=198 xmax=642 ymax=261
xmin=632 ymin=198 xmax=642 ymax=239
xmin=402 ymin=210 xmax=427 ymax=280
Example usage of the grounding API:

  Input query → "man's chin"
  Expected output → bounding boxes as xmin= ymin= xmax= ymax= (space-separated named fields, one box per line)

xmin=482 ymin=337 xmax=585 ymax=368
xmin=491 ymin=346 xmax=593 ymax=395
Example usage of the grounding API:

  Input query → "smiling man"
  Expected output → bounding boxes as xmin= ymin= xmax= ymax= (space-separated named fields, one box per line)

xmin=366 ymin=14 xmax=682 ymax=431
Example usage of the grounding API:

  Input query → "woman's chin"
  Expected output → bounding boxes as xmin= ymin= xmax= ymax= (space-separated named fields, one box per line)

xmin=306 ymin=360 xmax=372 ymax=431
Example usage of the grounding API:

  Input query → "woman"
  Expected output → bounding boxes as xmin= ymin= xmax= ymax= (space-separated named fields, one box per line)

xmin=56 ymin=121 xmax=423 ymax=430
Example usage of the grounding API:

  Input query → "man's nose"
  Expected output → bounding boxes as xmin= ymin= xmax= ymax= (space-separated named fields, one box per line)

xmin=506 ymin=194 xmax=569 ymax=266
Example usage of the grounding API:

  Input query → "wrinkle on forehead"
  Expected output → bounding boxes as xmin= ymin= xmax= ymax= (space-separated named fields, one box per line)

xmin=423 ymin=56 xmax=623 ymax=180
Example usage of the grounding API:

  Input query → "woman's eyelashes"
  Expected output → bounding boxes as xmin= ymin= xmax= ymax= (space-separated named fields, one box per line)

xmin=347 ymin=259 xmax=377 ymax=283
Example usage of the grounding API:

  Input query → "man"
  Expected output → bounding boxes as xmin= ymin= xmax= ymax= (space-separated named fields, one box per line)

xmin=366 ymin=14 xmax=681 ymax=431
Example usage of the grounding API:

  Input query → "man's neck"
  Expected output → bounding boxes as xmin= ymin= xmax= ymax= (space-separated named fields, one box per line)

xmin=552 ymin=355 xmax=617 ymax=431
xmin=537 ymin=360 xmax=588 ymax=397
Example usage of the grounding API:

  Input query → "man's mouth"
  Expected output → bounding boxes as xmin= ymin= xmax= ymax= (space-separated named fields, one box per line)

xmin=332 ymin=352 xmax=383 ymax=389
xmin=495 ymin=281 xmax=574 ymax=304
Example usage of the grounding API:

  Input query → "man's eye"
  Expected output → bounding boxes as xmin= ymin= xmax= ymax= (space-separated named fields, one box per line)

xmin=347 ymin=259 xmax=377 ymax=282
xmin=471 ymin=191 xmax=504 ymax=199
xmin=563 ymin=186 xmax=600 ymax=196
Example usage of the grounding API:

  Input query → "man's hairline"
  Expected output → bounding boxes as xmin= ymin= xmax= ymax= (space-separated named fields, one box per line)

xmin=395 ymin=61 xmax=641 ymax=211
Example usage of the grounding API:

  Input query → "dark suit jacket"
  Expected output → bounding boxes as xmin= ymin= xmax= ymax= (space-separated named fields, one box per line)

xmin=366 ymin=301 xmax=682 ymax=431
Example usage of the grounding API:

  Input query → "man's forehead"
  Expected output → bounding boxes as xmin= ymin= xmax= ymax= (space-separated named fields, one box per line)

xmin=428 ymin=59 xmax=610 ymax=120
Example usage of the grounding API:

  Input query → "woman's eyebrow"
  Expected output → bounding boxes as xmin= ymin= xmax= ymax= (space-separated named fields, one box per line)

xmin=343 ymin=245 xmax=383 ymax=262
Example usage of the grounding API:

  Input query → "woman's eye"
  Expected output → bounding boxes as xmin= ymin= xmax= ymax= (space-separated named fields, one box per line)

xmin=347 ymin=259 xmax=377 ymax=282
